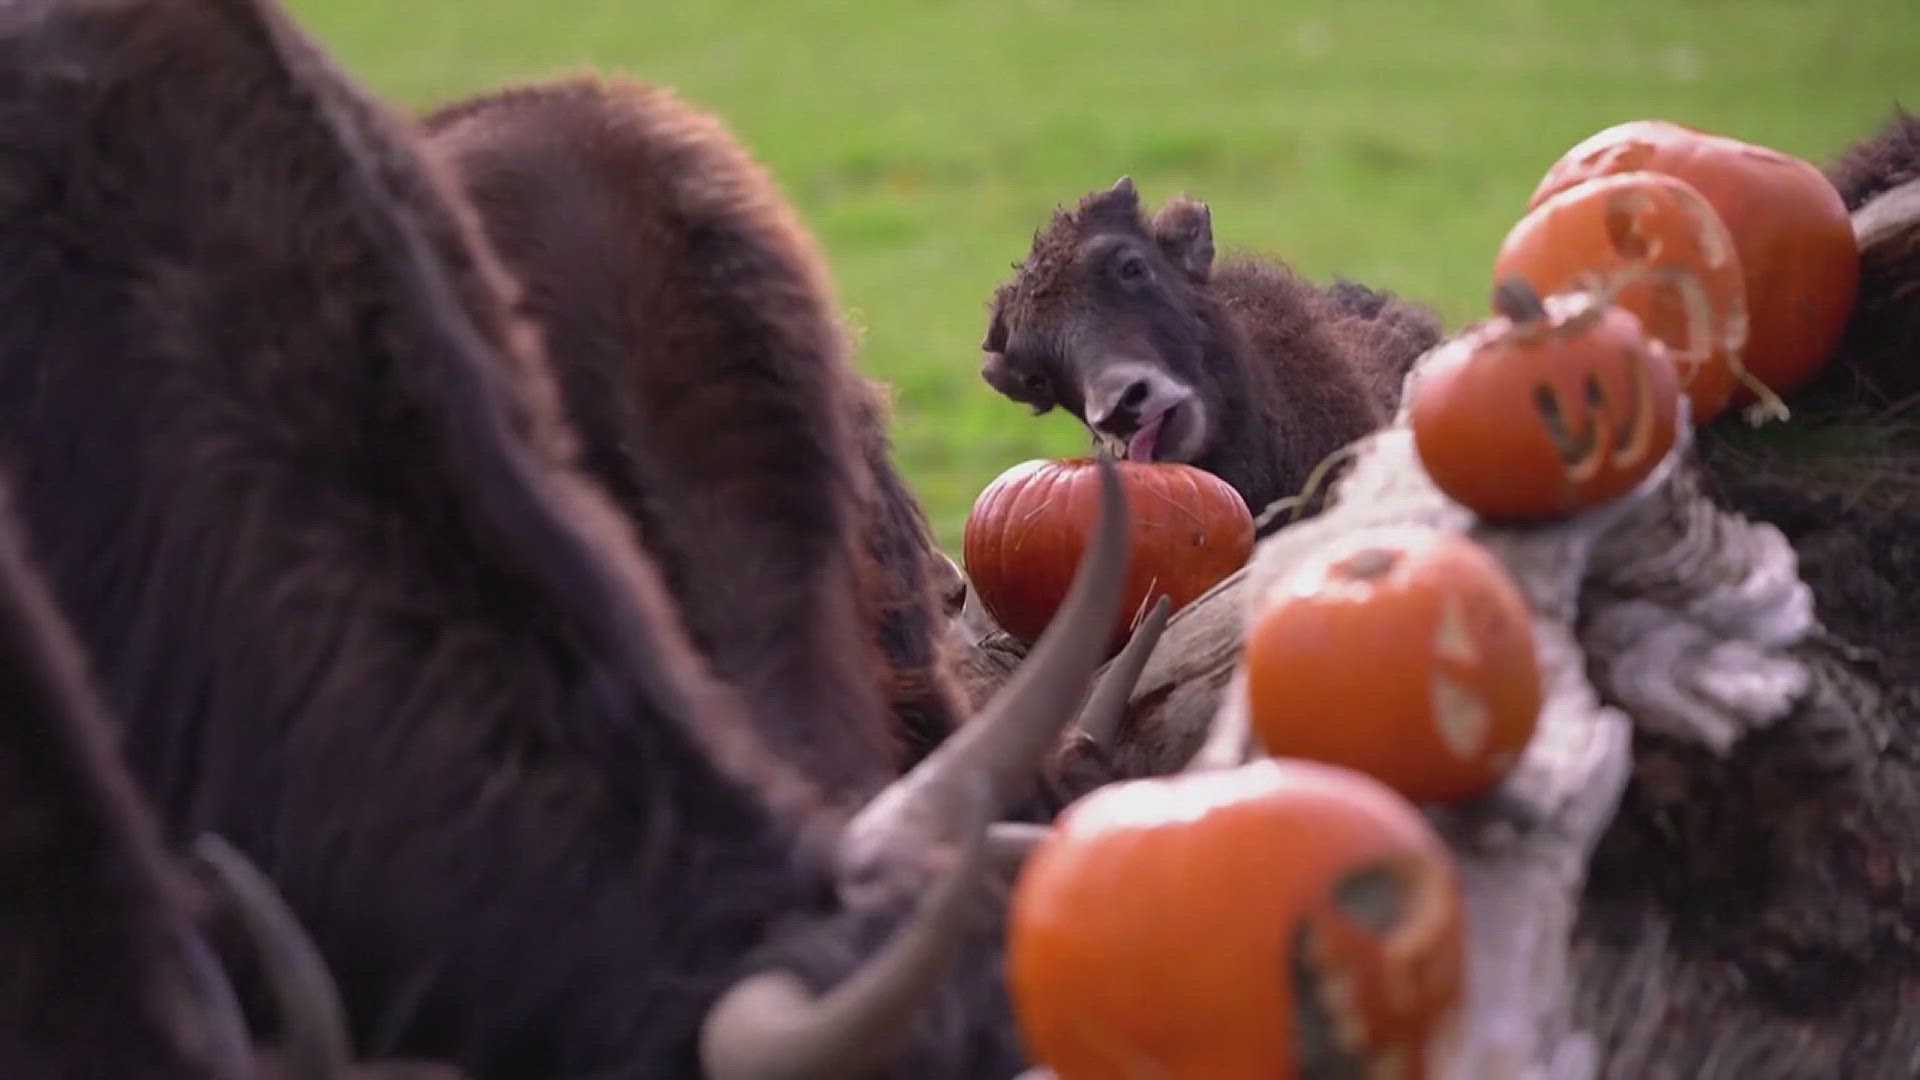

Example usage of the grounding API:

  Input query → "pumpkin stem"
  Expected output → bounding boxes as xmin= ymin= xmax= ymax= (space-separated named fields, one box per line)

xmin=1603 ymin=262 xmax=1788 ymax=424
xmin=1333 ymin=546 xmax=1400 ymax=581
xmin=1283 ymin=438 xmax=1366 ymax=528
xmin=1492 ymin=277 xmax=1548 ymax=325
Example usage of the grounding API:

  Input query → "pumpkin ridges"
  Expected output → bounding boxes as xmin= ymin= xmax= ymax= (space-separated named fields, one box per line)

xmin=964 ymin=458 xmax=1252 ymax=653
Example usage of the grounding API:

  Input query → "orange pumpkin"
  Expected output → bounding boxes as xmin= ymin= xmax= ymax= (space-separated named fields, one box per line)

xmin=1009 ymin=758 xmax=1465 ymax=1079
xmin=1242 ymin=524 xmax=1542 ymax=803
xmin=963 ymin=458 xmax=1253 ymax=652
xmin=1409 ymin=281 xmax=1683 ymax=521
xmin=1495 ymin=170 xmax=1750 ymax=422
xmin=1529 ymin=119 xmax=1859 ymax=410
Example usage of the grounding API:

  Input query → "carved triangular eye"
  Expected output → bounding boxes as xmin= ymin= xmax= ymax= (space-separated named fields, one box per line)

xmin=1330 ymin=860 xmax=1412 ymax=936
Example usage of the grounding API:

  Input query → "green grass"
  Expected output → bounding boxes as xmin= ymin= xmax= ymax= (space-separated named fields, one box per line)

xmin=285 ymin=0 xmax=1917 ymax=551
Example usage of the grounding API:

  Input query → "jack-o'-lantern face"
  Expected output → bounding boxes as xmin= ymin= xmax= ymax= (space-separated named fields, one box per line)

xmin=1291 ymin=854 xmax=1465 ymax=1078
xmin=1527 ymin=119 xmax=1857 ymax=413
xmin=1008 ymin=760 xmax=1467 ymax=1079
xmin=1243 ymin=525 xmax=1543 ymax=804
xmin=1494 ymin=170 xmax=1751 ymax=423
xmin=1530 ymin=327 xmax=1663 ymax=486
xmin=1410 ymin=281 xmax=1684 ymax=522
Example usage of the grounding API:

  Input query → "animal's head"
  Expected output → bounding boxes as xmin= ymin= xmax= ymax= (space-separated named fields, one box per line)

xmin=981 ymin=176 xmax=1220 ymax=464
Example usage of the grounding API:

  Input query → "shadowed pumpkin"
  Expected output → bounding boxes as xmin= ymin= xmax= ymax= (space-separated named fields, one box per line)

xmin=1008 ymin=758 xmax=1465 ymax=1079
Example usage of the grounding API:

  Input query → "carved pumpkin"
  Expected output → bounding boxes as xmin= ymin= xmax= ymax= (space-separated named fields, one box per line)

xmin=1495 ymin=170 xmax=1751 ymax=422
xmin=963 ymin=458 xmax=1253 ymax=652
xmin=1528 ymin=119 xmax=1859 ymax=410
xmin=1409 ymin=281 xmax=1683 ymax=521
xmin=1242 ymin=524 xmax=1542 ymax=803
xmin=1009 ymin=758 xmax=1465 ymax=1079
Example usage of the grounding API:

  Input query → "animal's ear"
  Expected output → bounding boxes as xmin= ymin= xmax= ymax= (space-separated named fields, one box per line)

xmin=981 ymin=304 xmax=1009 ymax=354
xmin=1077 ymin=175 xmax=1142 ymax=227
xmin=1151 ymin=194 xmax=1214 ymax=283
xmin=979 ymin=351 xmax=1054 ymax=414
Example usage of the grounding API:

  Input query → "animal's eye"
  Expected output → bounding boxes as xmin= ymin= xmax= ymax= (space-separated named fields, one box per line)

xmin=1024 ymin=372 xmax=1049 ymax=392
xmin=1116 ymin=252 xmax=1149 ymax=282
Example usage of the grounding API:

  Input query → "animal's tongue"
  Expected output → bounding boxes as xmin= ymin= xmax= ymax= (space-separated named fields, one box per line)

xmin=1127 ymin=411 xmax=1166 ymax=461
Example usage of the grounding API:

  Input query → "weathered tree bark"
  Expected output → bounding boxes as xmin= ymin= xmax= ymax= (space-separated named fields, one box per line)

xmin=945 ymin=184 xmax=1920 ymax=1079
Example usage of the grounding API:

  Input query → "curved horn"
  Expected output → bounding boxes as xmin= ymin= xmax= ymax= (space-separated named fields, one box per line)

xmin=982 ymin=588 xmax=1167 ymax=880
xmin=1074 ymin=593 xmax=1170 ymax=746
xmin=175 ymin=917 xmax=262 ymax=1080
xmin=698 ymin=785 xmax=989 ymax=1080
xmin=698 ymin=465 xmax=1128 ymax=1078
xmin=192 ymin=834 xmax=353 ymax=1080
xmin=986 ymin=821 xmax=1050 ymax=878
xmin=839 ymin=459 xmax=1131 ymax=876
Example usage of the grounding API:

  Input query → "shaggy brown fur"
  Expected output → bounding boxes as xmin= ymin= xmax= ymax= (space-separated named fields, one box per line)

xmin=0 ymin=0 xmax=1025 ymax=1076
xmin=0 ymin=480 xmax=254 ymax=1079
xmin=1824 ymin=104 xmax=1920 ymax=212
xmin=0 ymin=469 xmax=464 ymax=1080
xmin=982 ymin=177 xmax=1443 ymax=528
xmin=1809 ymin=105 xmax=1920 ymax=409
xmin=1689 ymin=105 xmax=1920 ymax=698
xmin=419 ymin=77 xmax=964 ymax=777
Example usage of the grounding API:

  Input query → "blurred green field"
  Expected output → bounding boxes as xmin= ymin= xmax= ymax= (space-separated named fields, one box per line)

xmin=288 ymin=0 xmax=1916 ymax=552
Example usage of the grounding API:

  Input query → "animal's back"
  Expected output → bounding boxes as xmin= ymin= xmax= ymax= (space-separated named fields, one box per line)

xmin=423 ymin=76 xmax=961 ymax=786
xmin=1201 ymin=257 xmax=1391 ymax=504
xmin=0 ymin=4 xmax=821 ymax=1075
xmin=1320 ymin=276 xmax=1446 ymax=412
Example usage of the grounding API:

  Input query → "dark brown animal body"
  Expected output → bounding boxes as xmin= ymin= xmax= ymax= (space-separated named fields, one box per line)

xmin=1826 ymin=105 xmax=1920 ymax=212
xmin=0 ymin=481 xmax=255 ymax=1080
xmin=981 ymin=178 xmax=1444 ymax=529
xmin=1821 ymin=106 xmax=1920 ymax=406
xmin=0 ymin=1 xmax=1126 ymax=1078
xmin=0 ymin=475 xmax=451 ymax=1080
xmin=420 ymin=79 xmax=965 ymax=780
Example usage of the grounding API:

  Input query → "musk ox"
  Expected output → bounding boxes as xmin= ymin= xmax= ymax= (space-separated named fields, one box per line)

xmin=980 ymin=176 xmax=1444 ymax=529
xmin=418 ymin=77 xmax=969 ymax=781
xmin=0 ymin=0 xmax=1134 ymax=1077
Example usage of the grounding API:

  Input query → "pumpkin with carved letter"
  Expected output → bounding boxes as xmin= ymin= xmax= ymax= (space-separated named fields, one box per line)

xmin=1528 ymin=119 xmax=1857 ymax=409
xmin=1409 ymin=280 xmax=1683 ymax=521
xmin=1242 ymin=524 xmax=1542 ymax=802
xmin=1494 ymin=170 xmax=1751 ymax=422
xmin=1009 ymin=758 xmax=1465 ymax=1078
